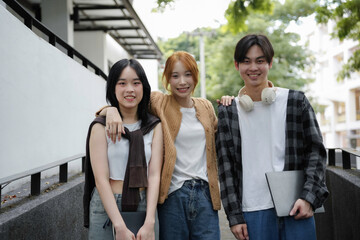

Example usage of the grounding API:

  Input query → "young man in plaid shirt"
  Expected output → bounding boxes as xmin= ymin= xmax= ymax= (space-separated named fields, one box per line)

xmin=216 ymin=34 xmax=329 ymax=240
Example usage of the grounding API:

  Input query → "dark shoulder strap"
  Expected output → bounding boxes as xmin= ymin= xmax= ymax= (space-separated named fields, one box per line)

xmin=93 ymin=116 xmax=106 ymax=126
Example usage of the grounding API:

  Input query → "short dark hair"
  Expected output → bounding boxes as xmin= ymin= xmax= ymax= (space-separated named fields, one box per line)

xmin=106 ymin=59 xmax=151 ymax=126
xmin=234 ymin=34 xmax=274 ymax=64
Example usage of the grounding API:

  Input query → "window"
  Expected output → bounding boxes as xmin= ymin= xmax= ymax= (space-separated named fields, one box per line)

xmin=355 ymin=90 xmax=360 ymax=121
xmin=336 ymin=101 xmax=346 ymax=123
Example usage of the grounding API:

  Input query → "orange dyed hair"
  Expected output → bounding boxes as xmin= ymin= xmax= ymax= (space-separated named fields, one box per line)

xmin=162 ymin=51 xmax=199 ymax=94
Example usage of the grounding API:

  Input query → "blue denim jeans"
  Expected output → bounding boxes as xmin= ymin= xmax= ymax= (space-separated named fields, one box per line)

xmin=88 ymin=188 xmax=147 ymax=240
xmin=243 ymin=208 xmax=316 ymax=240
xmin=157 ymin=179 xmax=220 ymax=240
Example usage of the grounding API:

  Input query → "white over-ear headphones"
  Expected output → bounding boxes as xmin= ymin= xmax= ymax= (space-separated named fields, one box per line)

xmin=238 ymin=81 xmax=276 ymax=112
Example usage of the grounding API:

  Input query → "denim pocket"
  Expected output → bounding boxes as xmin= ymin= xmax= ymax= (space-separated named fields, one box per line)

xmin=201 ymin=184 xmax=212 ymax=201
xmin=167 ymin=188 xmax=180 ymax=199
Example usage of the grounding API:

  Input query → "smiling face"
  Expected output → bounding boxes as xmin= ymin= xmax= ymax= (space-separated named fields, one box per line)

xmin=169 ymin=60 xmax=195 ymax=101
xmin=235 ymin=45 xmax=272 ymax=89
xmin=115 ymin=66 xmax=143 ymax=112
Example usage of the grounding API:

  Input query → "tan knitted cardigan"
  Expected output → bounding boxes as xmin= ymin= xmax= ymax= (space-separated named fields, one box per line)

xmin=150 ymin=91 xmax=221 ymax=210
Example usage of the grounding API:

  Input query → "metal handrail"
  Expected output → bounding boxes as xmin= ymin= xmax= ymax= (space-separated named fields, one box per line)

xmin=327 ymin=147 xmax=359 ymax=169
xmin=1 ymin=148 xmax=358 ymax=210
xmin=0 ymin=154 xmax=85 ymax=209
xmin=2 ymin=0 xmax=107 ymax=80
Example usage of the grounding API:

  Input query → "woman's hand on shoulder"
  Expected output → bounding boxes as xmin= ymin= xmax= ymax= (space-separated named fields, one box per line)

xmin=216 ymin=95 xmax=235 ymax=106
xmin=105 ymin=107 xmax=124 ymax=143
xmin=136 ymin=221 xmax=155 ymax=240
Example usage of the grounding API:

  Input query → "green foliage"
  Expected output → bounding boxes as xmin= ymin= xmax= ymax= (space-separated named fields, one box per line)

xmin=269 ymin=29 xmax=314 ymax=90
xmin=155 ymin=0 xmax=315 ymax=106
xmin=315 ymin=0 xmax=360 ymax=40
xmin=205 ymin=14 xmax=313 ymax=103
xmin=205 ymin=31 xmax=242 ymax=100
xmin=314 ymin=0 xmax=360 ymax=80
xmin=154 ymin=0 xmax=175 ymax=12
xmin=224 ymin=0 xmax=316 ymax=32
xmin=224 ymin=0 xmax=274 ymax=33
xmin=338 ymin=51 xmax=360 ymax=81
xmin=272 ymin=0 xmax=316 ymax=23
xmin=157 ymin=32 xmax=199 ymax=61
xmin=222 ymin=0 xmax=360 ymax=80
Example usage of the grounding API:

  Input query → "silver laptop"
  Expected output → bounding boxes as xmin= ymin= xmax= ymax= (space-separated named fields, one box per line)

xmin=265 ymin=170 xmax=325 ymax=217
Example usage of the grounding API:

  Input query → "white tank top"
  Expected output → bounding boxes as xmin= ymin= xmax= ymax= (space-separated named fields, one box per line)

xmin=106 ymin=120 xmax=154 ymax=180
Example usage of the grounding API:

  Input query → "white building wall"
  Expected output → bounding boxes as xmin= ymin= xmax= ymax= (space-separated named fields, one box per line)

xmin=0 ymin=2 xmax=161 ymax=193
xmin=0 ymin=5 xmax=107 ymax=192
xmin=74 ymin=31 xmax=107 ymax=73
xmin=105 ymin=34 xmax=129 ymax=74
xmin=139 ymin=59 xmax=159 ymax=91
xmin=74 ymin=33 xmax=159 ymax=90
xmin=302 ymin=16 xmax=360 ymax=149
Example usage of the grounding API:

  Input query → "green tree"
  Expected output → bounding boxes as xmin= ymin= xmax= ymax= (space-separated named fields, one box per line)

xmin=206 ymin=14 xmax=312 ymax=103
xmin=314 ymin=0 xmax=360 ymax=80
xmin=272 ymin=0 xmax=316 ymax=23
xmin=157 ymin=32 xmax=199 ymax=61
xmin=155 ymin=0 xmax=314 ymax=106
xmin=224 ymin=0 xmax=274 ymax=33
xmin=155 ymin=0 xmax=174 ymax=11
xmin=223 ymin=0 xmax=360 ymax=79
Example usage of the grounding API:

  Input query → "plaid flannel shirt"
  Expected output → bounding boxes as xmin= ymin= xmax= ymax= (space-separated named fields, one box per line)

xmin=216 ymin=89 xmax=329 ymax=227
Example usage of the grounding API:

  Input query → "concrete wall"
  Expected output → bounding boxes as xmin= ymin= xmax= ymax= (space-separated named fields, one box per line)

xmin=74 ymin=31 xmax=108 ymax=73
xmin=0 ymin=175 xmax=87 ymax=240
xmin=41 ymin=0 xmax=74 ymax=46
xmin=315 ymin=167 xmax=360 ymax=240
xmin=0 ymin=5 xmax=107 ymax=192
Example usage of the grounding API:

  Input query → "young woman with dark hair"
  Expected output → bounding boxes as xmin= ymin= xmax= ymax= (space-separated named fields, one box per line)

xmin=105 ymin=59 xmax=152 ymax=127
xmin=86 ymin=59 xmax=163 ymax=240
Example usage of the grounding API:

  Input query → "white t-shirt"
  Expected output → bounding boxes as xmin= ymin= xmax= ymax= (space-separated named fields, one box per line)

xmin=106 ymin=120 xmax=154 ymax=180
xmin=168 ymin=107 xmax=208 ymax=194
xmin=236 ymin=87 xmax=289 ymax=212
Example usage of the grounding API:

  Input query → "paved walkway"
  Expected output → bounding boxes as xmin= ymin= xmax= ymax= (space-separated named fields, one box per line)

xmin=219 ymin=207 xmax=236 ymax=239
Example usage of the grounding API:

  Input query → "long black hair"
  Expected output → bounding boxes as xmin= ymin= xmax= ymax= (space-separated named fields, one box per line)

xmin=106 ymin=59 xmax=151 ymax=126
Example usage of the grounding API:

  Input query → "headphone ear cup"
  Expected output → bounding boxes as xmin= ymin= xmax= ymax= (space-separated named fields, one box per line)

xmin=238 ymin=95 xmax=254 ymax=112
xmin=261 ymin=88 xmax=276 ymax=105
